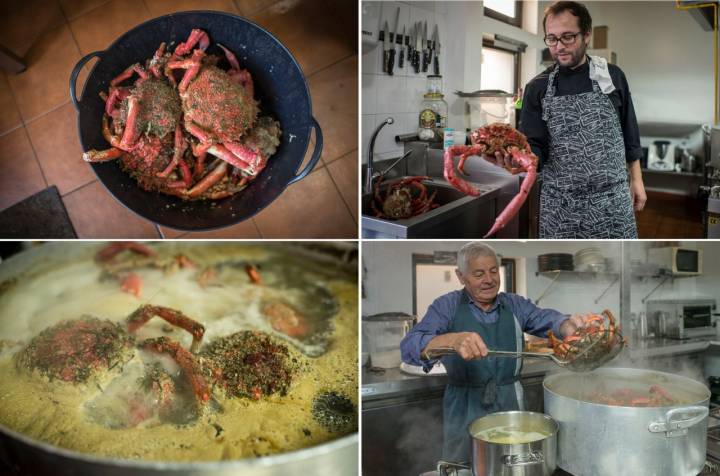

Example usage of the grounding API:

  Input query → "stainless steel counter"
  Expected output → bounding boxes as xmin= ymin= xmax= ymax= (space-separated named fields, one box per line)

xmin=362 ymin=337 xmax=715 ymax=402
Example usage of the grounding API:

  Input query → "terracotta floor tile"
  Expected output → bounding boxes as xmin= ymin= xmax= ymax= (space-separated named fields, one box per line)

xmin=63 ymin=181 xmax=161 ymax=238
xmin=326 ymin=150 xmax=358 ymax=222
xmin=70 ymin=0 xmax=151 ymax=55
xmin=234 ymin=0 xmax=280 ymax=16
xmin=248 ymin=0 xmax=356 ymax=77
xmin=144 ymin=0 xmax=239 ymax=17
xmin=59 ymin=0 xmax=111 ymax=20
xmin=253 ymin=167 xmax=356 ymax=238
xmin=160 ymin=219 xmax=261 ymax=238
xmin=0 ymin=0 xmax=66 ymax=57
xmin=6 ymin=25 xmax=81 ymax=122
xmin=309 ymin=55 xmax=357 ymax=165
xmin=0 ymin=127 xmax=47 ymax=210
xmin=25 ymin=102 xmax=95 ymax=195
xmin=0 ymin=73 xmax=22 ymax=135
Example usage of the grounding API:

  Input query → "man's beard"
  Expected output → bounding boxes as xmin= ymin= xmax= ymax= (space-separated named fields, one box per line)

xmin=555 ymin=41 xmax=587 ymax=68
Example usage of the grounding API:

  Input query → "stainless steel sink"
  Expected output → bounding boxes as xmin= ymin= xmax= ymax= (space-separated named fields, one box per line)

xmin=361 ymin=177 xmax=502 ymax=238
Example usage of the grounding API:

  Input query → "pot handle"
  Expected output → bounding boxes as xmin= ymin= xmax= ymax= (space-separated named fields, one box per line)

xmin=70 ymin=51 xmax=104 ymax=111
xmin=436 ymin=460 xmax=470 ymax=476
xmin=288 ymin=116 xmax=323 ymax=185
xmin=648 ymin=405 xmax=708 ymax=437
xmin=502 ymin=450 xmax=545 ymax=467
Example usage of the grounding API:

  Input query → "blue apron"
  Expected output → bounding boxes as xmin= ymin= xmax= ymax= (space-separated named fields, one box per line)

xmin=441 ymin=292 xmax=523 ymax=462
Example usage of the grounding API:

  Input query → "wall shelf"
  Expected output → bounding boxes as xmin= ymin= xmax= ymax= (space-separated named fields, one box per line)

xmin=534 ymin=270 xmax=620 ymax=305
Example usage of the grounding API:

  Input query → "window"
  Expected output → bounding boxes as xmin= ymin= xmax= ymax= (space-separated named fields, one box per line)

xmin=412 ymin=253 xmax=516 ymax=320
xmin=484 ymin=0 xmax=522 ymax=28
xmin=480 ymin=45 xmax=518 ymax=94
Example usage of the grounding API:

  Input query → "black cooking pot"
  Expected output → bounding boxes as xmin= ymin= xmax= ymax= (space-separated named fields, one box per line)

xmin=69 ymin=11 xmax=322 ymax=231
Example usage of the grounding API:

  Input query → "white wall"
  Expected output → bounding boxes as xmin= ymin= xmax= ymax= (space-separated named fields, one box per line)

xmin=362 ymin=240 xmax=623 ymax=319
xmin=362 ymin=1 xmax=460 ymax=164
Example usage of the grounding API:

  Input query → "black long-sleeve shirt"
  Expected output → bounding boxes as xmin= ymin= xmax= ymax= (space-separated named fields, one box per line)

xmin=518 ymin=58 xmax=642 ymax=168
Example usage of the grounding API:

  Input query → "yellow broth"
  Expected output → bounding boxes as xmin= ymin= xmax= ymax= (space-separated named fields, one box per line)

xmin=0 ymin=243 xmax=357 ymax=461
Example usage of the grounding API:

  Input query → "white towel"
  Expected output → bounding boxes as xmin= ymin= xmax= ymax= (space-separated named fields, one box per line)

xmin=588 ymin=55 xmax=615 ymax=94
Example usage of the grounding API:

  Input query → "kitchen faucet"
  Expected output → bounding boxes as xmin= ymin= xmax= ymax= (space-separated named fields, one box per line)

xmin=365 ymin=117 xmax=394 ymax=194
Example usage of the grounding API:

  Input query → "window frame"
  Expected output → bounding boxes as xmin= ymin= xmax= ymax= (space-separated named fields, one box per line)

xmin=484 ymin=1 xmax=523 ymax=28
xmin=411 ymin=253 xmax=516 ymax=317
xmin=481 ymin=39 xmax=521 ymax=95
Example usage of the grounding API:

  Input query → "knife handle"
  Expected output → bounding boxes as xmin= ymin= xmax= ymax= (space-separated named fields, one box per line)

xmin=413 ymin=50 xmax=420 ymax=73
xmin=383 ymin=50 xmax=390 ymax=73
xmin=434 ymin=55 xmax=439 ymax=75
xmin=399 ymin=47 xmax=404 ymax=69
xmin=388 ymin=48 xmax=396 ymax=76
xmin=422 ymin=51 xmax=429 ymax=72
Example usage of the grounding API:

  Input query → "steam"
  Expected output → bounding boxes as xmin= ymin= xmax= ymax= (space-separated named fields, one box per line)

xmin=393 ymin=406 xmax=445 ymax=471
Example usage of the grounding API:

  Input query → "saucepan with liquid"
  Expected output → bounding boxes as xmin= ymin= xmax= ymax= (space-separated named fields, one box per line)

xmin=0 ymin=241 xmax=358 ymax=475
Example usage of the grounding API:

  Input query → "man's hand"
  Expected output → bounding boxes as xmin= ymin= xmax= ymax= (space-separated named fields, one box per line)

xmin=628 ymin=160 xmax=647 ymax=211
xmin=559 ymin=314 xmax=586 ymax=338
xmin=482 ymin=150 xmax=514 ymax=170
xmin=630 ymin=177 xmax=647 ymax=211
xmin=449 ymin=331 xmax=489 ymax=360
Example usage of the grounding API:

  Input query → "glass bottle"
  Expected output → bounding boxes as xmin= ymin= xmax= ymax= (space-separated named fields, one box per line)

xmin=418 ymin=75 xmax=448 ymax=141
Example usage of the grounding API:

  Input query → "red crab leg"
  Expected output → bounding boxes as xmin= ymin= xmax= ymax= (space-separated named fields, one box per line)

xmin=168 ymin=49 xmax=204 ymax=94
xmin=174 ymin=29 xmax=210 ymax=56
xmin=127 ymin=305 xmax=206 ymax=353
xmin=218 ymin=43 xmax=254 ymax=98
xmin=110 ymin=63 xmax=148 ymax=87
xmin=104 ymin=87 xmax=130 ymax=116
xmin=186 ymin=161 xmax=228 ymax=198
xmin=443 ymin=145 xmax=487 ymax=196
xmin=83 ymin=146 xmax=124 ymax=162
xmin=119 ymin=96 xmax=141 ymax=150
xmin=185 ymin=121 xmax=213 ymax=143
xmin=207 ymin=144 xmax=255 ymax=172
xmin=95 ymin=242 xmax=157 ymax=263
xmin=149 ymin=42 xmax=166 ymax=78
xmin=157 ymin=125 xmax=186 ymax=178
xmin=193 ymin=142 xmax=211 ymax=177
xmin=224 ymin=142 xmax=264 ymax=173
xmin=483 ymin=149 xmax=537 ymax=238
xmin=178 ymin=158 xmax=192 ymax=187
xmin=246 ymin=264 xmax=262 ymax=284
xmin=140 ymin=337 xmax=210 ymax=405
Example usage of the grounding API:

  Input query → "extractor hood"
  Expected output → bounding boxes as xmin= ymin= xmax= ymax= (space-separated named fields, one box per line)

xmin=680 ymin=0 xmax=718 ymax=31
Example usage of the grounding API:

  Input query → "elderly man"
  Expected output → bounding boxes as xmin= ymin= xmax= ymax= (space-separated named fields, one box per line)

xmin=400 ymin=242 xmax=585 ymax=462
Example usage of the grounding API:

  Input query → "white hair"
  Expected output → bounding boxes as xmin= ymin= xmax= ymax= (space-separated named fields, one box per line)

xmin=457 ymin=242 xmax=500 ymax=274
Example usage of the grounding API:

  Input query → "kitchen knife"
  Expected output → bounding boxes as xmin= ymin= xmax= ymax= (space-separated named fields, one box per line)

xmin=414 ymin=22 xmax=422 ymax=73
xmin=422 ymin=21 xmax=429 ymax=72
xmin=398 ymin=25 xmax=405 ymax=69
xmin=432 ymin=24 xmax=440 ymax=76
xmin=388 ymin=7 xmax=399 ymax=75
xmin=382 ymin=21 xmax=390 ymax=73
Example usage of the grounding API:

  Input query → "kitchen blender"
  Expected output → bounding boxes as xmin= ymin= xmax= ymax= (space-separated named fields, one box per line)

xmin=648 ymin=139 xmax=675 ymax=170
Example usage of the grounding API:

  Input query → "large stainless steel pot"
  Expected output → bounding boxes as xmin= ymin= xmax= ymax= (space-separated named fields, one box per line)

xmin=544 ymin=368 xmax=709 ymax=476
xmin=438 ymin=411 xmax=558 ymax=476
xmin=0 ymin=242 xmax=358 ymax=476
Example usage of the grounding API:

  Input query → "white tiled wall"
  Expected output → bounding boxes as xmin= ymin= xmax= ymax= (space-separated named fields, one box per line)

xmin=361 ymin=1 xmax=454 ymax=164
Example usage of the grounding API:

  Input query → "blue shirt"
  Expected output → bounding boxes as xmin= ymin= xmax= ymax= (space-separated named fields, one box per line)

xmin=401 ymin=289 xmax=569 ymax=367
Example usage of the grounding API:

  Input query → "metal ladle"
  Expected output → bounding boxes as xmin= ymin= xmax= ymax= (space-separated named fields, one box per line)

xmin=424 ymin=333 xmax=624 ymax=372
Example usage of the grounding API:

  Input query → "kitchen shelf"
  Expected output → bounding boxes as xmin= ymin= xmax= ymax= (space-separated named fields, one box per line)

xmin=641 ymin=167 xmax=703 ymax=178
xmin=534 ymin=270 xmax=619 ymax=305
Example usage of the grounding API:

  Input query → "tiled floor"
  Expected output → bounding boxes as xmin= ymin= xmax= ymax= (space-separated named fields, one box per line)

xmin=0 ymin=0 xmax=358 ymax=238
xmin=636 ymin=191 xmax=705 ymax=238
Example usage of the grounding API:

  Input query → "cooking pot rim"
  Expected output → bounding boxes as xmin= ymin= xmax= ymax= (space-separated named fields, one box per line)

xmin=467 ymin=410 xmax=559 ymax=439
xmin=542 ymin=367 xmax=711 ymax=406
xmin=0 ymin=422 xmax=357 ymax=469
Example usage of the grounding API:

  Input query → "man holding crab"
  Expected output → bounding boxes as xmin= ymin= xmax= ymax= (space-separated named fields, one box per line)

xmin=501 ymin=1 xmax=645 ymax=237
xmin=401 ymin=242 xmax=589 ymax=462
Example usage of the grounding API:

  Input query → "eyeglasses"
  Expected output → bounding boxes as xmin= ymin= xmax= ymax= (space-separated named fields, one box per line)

xmin=544 ymin=32 xmax=582 ymax=47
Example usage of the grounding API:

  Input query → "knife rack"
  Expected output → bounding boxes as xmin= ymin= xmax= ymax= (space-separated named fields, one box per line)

xmin=377 ymin=31 xmax=436 ymax=50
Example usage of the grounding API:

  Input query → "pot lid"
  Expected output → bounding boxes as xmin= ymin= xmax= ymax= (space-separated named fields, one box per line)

xmin=363 ymin=312 xmax=414 ymax=322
